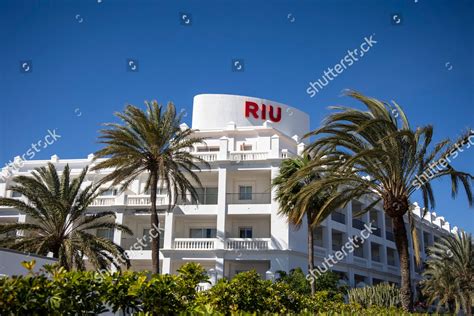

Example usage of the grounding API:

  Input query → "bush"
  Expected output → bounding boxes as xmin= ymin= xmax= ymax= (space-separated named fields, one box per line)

xmin=195 ymin=270 xmax=305 ymax=313
xmin=348 ymin=282 xmax=401 ymax=308
xmin=0 ymin=261 xmax=416 ymax=315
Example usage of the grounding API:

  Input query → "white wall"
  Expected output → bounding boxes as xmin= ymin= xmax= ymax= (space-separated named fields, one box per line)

xmin=192 ymin=94 xmax=310 ymax=141
xmin=0 ymin=249 xmax=57 ymax=276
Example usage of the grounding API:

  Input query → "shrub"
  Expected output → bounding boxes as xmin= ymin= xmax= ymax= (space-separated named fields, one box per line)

xmin=195 ymin=270 xmax=305 ymax=313
xmin=348 ymin=283 xmax=401 ymax=308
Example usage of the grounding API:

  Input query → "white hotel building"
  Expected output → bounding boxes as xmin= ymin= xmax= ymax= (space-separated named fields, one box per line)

xmin=0 ymin=94 xmax=458 ymax=289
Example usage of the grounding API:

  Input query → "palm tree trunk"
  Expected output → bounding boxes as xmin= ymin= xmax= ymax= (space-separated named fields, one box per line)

xmin=307 ymin=212 xmax=316 ymax=295
xmin=392 ymin=215 xmax=413 ymax=311
xmin=150 ymin=171 xmax=160 ymax=274
xmin=465 ymin=293 xmax=472 ymax=316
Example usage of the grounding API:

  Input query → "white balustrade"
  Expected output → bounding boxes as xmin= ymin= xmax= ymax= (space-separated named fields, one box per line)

xmin=91 ymin=197 xmax=115 ymax=206
xmin=225 ymin=238 xmax=270 ymax=250
xmin=229 ymin=151 xmax=268 ymax=161
xmin=194 ymin=153 xmax=218 ymax=162
xmin=173 ymin=238 xmax=216 ymax=250
xmin=127 ymin=196 xmax=165 ymax=206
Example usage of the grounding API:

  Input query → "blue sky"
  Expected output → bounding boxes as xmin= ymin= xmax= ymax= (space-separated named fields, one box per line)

xmin=0 ymin=0 xmax=473 ymax=233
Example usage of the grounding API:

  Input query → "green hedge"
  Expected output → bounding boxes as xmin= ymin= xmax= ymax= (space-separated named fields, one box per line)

xmin=0 ymin=261 xmax=416 ymax=315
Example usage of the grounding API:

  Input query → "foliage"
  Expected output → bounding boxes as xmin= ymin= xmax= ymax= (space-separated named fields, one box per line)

xmin=421 ymin=231 xmax=473 ymax=314
xmin=194 ymin=270 xmax=306 ymax=314
xmin=272 ymin=155 xmax=337 ymax=294
xmin=92 ymin=101 xmax=208 ymax=274
xmin=0 ymin=262 xmax=418 ymax=315
xmin=276 ymin=268 xmax=343 ymax=295
xmin=348 ymin=283 xmax=401 ymax=308
xmin=0 ymin=163 xmax=132 ymax=271
xmin=299 ymin=90 xmax=474 ymax=310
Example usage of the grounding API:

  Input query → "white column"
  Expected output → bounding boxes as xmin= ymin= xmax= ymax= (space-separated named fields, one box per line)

xmin=270 ymin=166 xmax=289 ymax=250
xmin=219 ymin=137 xmax=229 ymax=160
xmin=162 ymin=258 xmax=171 ymax=274
xmin=113 ymin=212 xmax=124 ymax=246
xmin=110 ymin=212 xmax=124 ymax=273
xmin=216 ymin=167 xmax=227 ymax=249
xmin=163 ymin=211 xmax=174 ymax=249
xmin=215 ymin=257 xmax=225 ymax=280
xmin=270 ymin=135 xmax=280 ymax=158
xmin=16 ymin=213 xmax=27 ymax=237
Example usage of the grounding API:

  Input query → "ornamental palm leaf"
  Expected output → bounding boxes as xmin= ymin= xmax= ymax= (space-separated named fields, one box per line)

xmin=0 ymin=163 xmax=132 ymax=271
xmin=272 ymin=154 xmax=337 ymax=295
xmin=299 ymin=90 xmax=473 ymax=311
xmin=92 ymin=101 xmax=208 ymax=274
xmin=421 ymin=231 xmax=473 ymax=315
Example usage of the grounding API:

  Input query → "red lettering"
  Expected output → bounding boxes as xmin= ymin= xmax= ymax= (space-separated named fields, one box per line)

xmin=244 ymin=101 xmax=282 ymax=123
xmin=269 ymin=105 xmax=281 ymax=123
xmin=245 ymin=101 xmax=259 ymax=119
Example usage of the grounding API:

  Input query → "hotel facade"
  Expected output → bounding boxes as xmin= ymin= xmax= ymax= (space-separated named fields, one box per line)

xmin=0 ymin=94 xmax=458 ymax=289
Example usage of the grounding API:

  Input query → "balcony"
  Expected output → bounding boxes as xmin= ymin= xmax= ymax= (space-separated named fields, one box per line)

xmin=194 ymin=152 xmax=218 ymax=162
xmin=173 ymin=238 xmax=216 ymax=250
xmin=178 ymin=194 xmax=218 ymax=205
xmin=226 ymin=193 xmax=271 ymax=205
xmin=225 ymin=238 xmax=270 ymax=250
xmin=127 ymin=195 xmax=166 ymax=206
xmin=90 ymin=197 xmax=115 ymax=206
xmin=331 ymin=212 xmax=346 ymax=224
xmin=229 ymin=151 xmax=268 ymax=161
xmin=352 ymin=218 xmax=366 ymax=230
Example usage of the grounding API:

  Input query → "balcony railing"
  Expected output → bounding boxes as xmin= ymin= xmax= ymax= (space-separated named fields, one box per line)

xmin=173 ymin=238 xmax=216 ymax=250
xmin=91 ymin=197 xmax=115 ymax=206
xmin=229 ymin=151 xmax=268 ymax=161
xmin=194 ymin=152 xmax=218 ymax=162
xmin=331 ymin=212 xmax=346 ymax=224
xmin=127 ymin=195 xmax=166 ymax=206
xmin=226 ymin=193 xmax=271 ymax=204
xmin=178 ymin=194 xmax=218 ymax=205
xmin=225 ymin=238 xmax=270 ymax=250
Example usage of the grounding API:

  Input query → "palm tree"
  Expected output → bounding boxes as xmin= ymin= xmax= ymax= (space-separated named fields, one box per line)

xmin=300 ymin=90 xmax=473 ymax=311
xmin=0 ymin=163 xmax=132 ymax=271
xmin=421 ymin=231 xmax=473 ymax=315
xmin=92 ymin=101 xmax=208 ymax=274
xmin=272 ymin=154 xmax=336 ymax=295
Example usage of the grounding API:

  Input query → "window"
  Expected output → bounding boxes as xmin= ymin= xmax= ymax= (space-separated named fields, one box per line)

xmin=192 ymin=187 xmax=218 ymax=205
xmin=313 ymin=227 xmax=324 ymax=247
xmin=238 ymin=186 xmax=252 ymax=200
xmin=353 ymin=236 xmax=365 ymax=258
xmin=97 ymin=228 xmax=114 ymax=241
xmin=239 ymin=227 xmax=253 ymax=238
xmin=240 ymin=143 xmax=252 ymax=151
xmin=145 ymin=187 xmax=168 ymax=195
xmin=11 ymin=191 xmax=22 ymax=198
xmin=371 ymin=242 xmax=381 ymax=262
xmin=190 ymin=228 xmax=216 ymax=238
xmin=197 ymin=146 xmax=219 ymax=152
xmin=101 ymin=188 xmax=117 ymax=196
